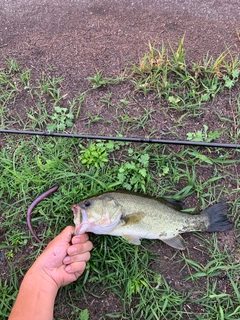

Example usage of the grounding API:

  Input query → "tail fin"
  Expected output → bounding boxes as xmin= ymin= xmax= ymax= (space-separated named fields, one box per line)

xmin=201 ymin=202 xmax=233 ymax=232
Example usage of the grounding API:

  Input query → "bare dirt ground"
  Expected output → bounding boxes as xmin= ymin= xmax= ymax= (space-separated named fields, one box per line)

xmin=0 ymin=0 xmax=240 ymax=319
xmin=1 ymin=0 xmax=239 ymax=96
xmin=1 ymin=0 xmax=240 ymax=139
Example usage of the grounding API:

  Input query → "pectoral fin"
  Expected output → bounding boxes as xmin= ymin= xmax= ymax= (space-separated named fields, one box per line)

xmin=122 ymin=235 xmax=141 ymax=245
xmin=160 ymin=234 xmax=186 ymax=250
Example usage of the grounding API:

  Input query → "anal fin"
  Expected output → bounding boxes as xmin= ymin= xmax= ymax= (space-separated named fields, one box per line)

xmin=161 ymin=234 xmax=186 ymax=250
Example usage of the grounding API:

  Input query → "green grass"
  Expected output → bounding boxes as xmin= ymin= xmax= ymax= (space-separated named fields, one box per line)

xmin=0 ymin=39 xmax=240 ymax=319
xmin=1 ymin=137 xmax=239 ymax=319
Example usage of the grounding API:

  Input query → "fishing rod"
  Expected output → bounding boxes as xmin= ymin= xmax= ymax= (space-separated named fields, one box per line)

xmin=0 ymin=129 xmax=239 ymax=149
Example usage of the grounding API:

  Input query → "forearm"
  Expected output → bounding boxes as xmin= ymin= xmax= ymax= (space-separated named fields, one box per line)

xmin=9 ymin=228 xmax=92 ymax=319
xmin=9 ymin=267 xmax=58 ymax=320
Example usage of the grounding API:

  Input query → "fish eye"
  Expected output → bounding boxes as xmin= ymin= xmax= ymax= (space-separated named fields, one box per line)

xmin=84 ymin=201 xmax=91 ymax=208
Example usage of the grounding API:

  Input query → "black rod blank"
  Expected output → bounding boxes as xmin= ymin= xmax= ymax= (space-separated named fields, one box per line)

xmin=0 ymin=129 xmax=239 ymax=149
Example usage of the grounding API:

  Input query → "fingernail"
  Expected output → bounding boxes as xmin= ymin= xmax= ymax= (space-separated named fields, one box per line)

xmin=73 ymin=236 xmax=81 ymax=244
xmin=63 ymin=256 xmax=71 ymax=264
xmin=68 ymin=246 xmax=76 ymax=255
xmin=65 ymin=265 xmax=71 ymax=272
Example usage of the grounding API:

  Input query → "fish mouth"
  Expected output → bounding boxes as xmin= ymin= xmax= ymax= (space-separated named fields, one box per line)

xmin=72 ymin=204 xmax=90 ymax=235
xmin=71 ymin=204 xmax=81 ymax=223
xmin=75 ymin=222 xmax=90 ymax=234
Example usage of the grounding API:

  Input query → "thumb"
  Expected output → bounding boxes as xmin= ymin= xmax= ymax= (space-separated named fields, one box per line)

xmin=57 ymin=226 xmax=75 ymax=243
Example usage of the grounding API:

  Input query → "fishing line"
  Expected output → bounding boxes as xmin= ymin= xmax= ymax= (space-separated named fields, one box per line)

xmin=0 ymin=129 xmax=239 ymax=149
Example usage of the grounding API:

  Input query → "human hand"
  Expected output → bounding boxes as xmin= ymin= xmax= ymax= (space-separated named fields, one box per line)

xmin=29 ymin=226 xmax=93 ymax=289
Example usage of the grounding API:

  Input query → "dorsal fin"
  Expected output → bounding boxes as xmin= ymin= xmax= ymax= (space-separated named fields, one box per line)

xmin=161 ymin=198 xmax=186 ymax=211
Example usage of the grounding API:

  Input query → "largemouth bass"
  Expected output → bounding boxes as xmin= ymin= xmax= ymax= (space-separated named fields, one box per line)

xmin=72 ymin=192 xmax=232 ymax=250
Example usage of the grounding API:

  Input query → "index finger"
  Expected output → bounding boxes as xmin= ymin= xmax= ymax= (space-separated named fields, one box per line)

xmin=71 ymin=233 xmax=89 ymax=245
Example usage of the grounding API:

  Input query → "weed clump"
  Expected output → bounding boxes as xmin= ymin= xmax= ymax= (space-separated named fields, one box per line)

xmin=131 ymin=38 xmax=240 ymax=113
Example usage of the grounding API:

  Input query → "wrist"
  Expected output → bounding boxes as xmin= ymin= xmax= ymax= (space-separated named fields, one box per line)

xmin=25 ymin=264 xmax=59 ymax=295
xmin=9 ymin=265 xmax=58 ymax=320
